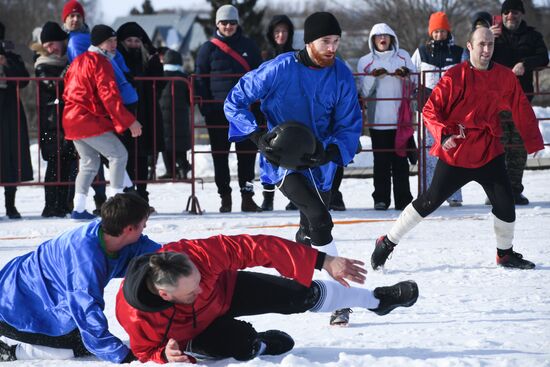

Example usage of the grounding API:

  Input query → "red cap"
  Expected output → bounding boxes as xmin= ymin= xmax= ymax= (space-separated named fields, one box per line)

xmin=428 ymin=11 xmax=451 ymax=36
xmin=62 ymin=0 xmax=85 ymax=22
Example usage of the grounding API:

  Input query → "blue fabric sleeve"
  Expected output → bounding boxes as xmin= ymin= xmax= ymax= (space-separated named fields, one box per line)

xmin=67 ymin=32 xmax=91 ymax=63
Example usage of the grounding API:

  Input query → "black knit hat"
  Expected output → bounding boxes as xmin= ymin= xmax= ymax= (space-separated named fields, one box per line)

xmin=40 ymin=21 xmax=68 ymax=44
xmin=163 ymin=49 xmax=182 ymax=66
xmin=117 ymin=22 xmax=146 ymax=41
xmin=502 ymin=0 xmax=525 ymax=14
xmin=303 ymin=12 xmax=341 ymax=44
xmin=91 ymin=24 xmax=116 ymax=46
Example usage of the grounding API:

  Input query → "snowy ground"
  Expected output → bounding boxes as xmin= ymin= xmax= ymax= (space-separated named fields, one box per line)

xmin=1 ymin=166 xmax=550 ymax=366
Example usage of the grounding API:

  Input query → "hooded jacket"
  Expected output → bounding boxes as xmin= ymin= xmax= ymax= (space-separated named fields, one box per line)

xmin=423 ymin=61 xmax=544 ymax=168
xmin=264 ymin=15 xmax=295 ymax=60
xmin=356 ymin=23 xmax=416 ymax=130
xmin=62 ymin=48 xmax=136 ymax=140
xmin=116 ymin=234 xmax=320 ymax=363
xmin=0 ymin=219 xmax=161 ymax=363
xmin=224 ymin=52 xmax=362 ymax=191
xmin=492 ymin=20 xmax=549 ymax=99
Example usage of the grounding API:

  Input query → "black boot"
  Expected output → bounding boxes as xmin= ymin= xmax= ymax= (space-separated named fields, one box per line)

xmin=241 ymin=191 xmax=262 ymax=212
xmin=93 ymin=194 xmax=107 ymax=216
xmin=257 ymin=330 xmax=294 ymax=355
xmin=261 ymin=191 xmax=274 ymax=211
xmin=220 ymin=194 xmax=232 ymax=213
xmin=329 ymin=190 xmax=346 ymax=211
xmin=4 ymin=188 xmax=21 ymax=219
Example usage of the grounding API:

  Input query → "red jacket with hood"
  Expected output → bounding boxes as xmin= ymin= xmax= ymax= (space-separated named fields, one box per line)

xmin=115 ymin=234 xmax=319 ymax=363
xmin=423 ymin=61 xmax=544 ymax=168
xmin=62 ymin=51 xmax=135 ymax=140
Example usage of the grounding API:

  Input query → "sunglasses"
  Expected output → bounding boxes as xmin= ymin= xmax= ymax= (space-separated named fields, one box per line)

xmin=219 ymin=20 xmax=238 ymax=26
xmin=503 ymin=10 xmax=521 ymax=15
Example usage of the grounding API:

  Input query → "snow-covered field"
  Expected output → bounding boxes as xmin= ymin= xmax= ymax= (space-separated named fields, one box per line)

xmin=1 ymin=166 xmax=550 ymax=366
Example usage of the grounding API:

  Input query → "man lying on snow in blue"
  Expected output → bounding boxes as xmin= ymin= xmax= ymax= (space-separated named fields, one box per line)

xmin=0 ymin=193 xmax=160 ymax=363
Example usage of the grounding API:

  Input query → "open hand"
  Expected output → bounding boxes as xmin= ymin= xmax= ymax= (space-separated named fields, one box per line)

xmin=322 ymin=255 xmax=367 ymax=287
xmin=164 ymin=338 xmax=195 ymax=363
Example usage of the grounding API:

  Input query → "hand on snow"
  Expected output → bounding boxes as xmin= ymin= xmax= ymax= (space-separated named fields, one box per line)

xmin=323 ymin=255 xmax=367 ymax=288
xmin=164 ymin=338 xmax=196 ymax=363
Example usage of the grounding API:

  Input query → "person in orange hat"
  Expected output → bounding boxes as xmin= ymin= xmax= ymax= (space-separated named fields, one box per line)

xmin=411 ymin=11 xmax=465 ymax=207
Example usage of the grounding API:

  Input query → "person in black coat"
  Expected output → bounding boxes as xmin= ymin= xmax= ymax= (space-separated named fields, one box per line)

xmin=490 ymin=0 xmax=549 ymax=205
xmin=0 ymin=22 xmax=33 ymax=219
xmin=195 ymin=4 xmax=263 ymax=213
xmin=158 ymin=49 xmax=191 ymax=180
xmin=116 ymin=22 xmax=165 ymax=206
xmin=32 ymin=22 xmax=78 ymax=217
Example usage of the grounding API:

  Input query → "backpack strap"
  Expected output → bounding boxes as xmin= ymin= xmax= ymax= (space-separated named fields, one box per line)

xmin=210 ymin=38 xmax=251 ymax=72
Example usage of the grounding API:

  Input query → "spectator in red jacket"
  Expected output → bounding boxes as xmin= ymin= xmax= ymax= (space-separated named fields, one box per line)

xmin=62 ymin=25 xmax=142 ymax=220
xmin=116 ymin=235 xmax=419 ymax=363
xmin=371 ymin=27 xmax=544 ymax=271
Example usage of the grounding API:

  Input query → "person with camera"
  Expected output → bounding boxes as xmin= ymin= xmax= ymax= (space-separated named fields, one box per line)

xmin=224 ymin=12 xmax=362 ymax=326
xmin=0 ymin=22 xmax=33 ymax=219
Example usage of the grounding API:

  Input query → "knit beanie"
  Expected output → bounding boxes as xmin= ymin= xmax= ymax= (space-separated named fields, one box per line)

xmin=91 ymin=24 xmax=116 ymax=46
xmin=40 ymin=21 xmax=68 ymax=44
xmin=501 ymin=0 xmax=525 ymax=14
xmin=163 ymin=49 xmax=183 ymax=66
xmin=428 ymin=11 xmax=451 ymax=36
xmin=216 ymin=5 xmax=239 ymax=24
xmin=117 ymin=22 xmax=146 ymax=41
xmin=303 ymin=12 xmax=341 ymax=44
xmin=62 ymin=0 xmax=85 ymax=22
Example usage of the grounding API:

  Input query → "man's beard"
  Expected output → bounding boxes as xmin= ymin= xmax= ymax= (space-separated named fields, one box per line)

xmin=309 ymin=43 xmax=336 ymax=67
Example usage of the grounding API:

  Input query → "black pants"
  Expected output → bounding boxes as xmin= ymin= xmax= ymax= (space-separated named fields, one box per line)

xmin=0 ymin=321 xmax=90 ymax=357
xmin=189 ymin=271 xmax=317 ymax=361
xmin=205 ymin=108 xmax=257 ymax=196
xmin=44 ymin=154 xmax=77 ymax=212
xmin=413 ymin=154 xmax=515 ymax=222
xmin=278 ymin=173 xmax=333 ymax=246
xmin=370 ymin=129 xmax=413 ymax=209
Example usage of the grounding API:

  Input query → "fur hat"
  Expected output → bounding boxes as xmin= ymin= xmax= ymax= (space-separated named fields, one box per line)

xmin=428 ymin=12 xmax=451 ymax=36
xmin=303 ymin=12 xmax=341 ymax=44
xmin=502 ymin=0 xmax=525 ymax=14
xmin=216 ymin=5 xmax=239 ymax=24
xmin=62 ymin=0 xmax=85 ymax=22
xmin=40 ymin=21 xmax=68 ymax=44
xmin=116 ymin=22 xmax=146 ymax=41
xmin=91 ymin=24 xmax=116 ymax=46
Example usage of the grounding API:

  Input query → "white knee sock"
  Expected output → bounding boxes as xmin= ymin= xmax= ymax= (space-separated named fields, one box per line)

xmin=73 ymin=192 xmax=87 ymax=213
xmin=494 ymin=215 xmax=514 ymax=250
xmin=309 ymin=280 xmax=380 ymax=312
xmin=387 ymin=203 xmax=423 ymax=244
xmin=313 ymin=241 xmax=339 ymax=280
xmin=15 ymin=343 xmax=74 ymax=360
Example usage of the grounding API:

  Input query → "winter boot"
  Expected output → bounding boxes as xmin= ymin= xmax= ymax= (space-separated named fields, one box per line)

xmin=369 ymin=280 xmax=419 ymax=316
xmin=371 ymin=235 xmax=396 ymax=270
xmin=329 ymin=308 xmax=352 ymax=326
xmin=258 ymin=330 xmax=295 ymax=355
xmin=220 ymin=194 xmax=232 ymax=213
xmin=0 ymin=339 xmax=17 ymax=361
xmin=241 ymin=190 xmax=262 ymax=213
xmin=4 ymin=188 xmax=21 ymax=219
xmin=93 ymin=194 xmax=107 ymax=216
xmin=514 ymin=193 xmax=529 ymax=205
xmin=329 ymin=191 xmax=346 ymax=211
xmin=497 ymin=249 xmax=535 ymax=269
xmin=261 ymin=191 xmax=274 ymax=211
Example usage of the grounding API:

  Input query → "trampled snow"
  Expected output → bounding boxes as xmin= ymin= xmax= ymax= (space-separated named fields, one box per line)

xmin=1 ymin=113 xmax=550 ymax=366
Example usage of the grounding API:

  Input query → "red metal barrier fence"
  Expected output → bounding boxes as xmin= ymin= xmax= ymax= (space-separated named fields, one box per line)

xmin=1 ymin=68 xmax=549 ymax=215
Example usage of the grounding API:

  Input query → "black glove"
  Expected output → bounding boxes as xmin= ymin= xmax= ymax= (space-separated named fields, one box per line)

xmin=371 ymin=68 xmax=388 ymax=77
xmin=121 ymin=350 xmax=138 ymax=364
xmin=248 ymin=129 xmax=265 ymax=147
xmin=249 ymin=130 xmax=281 ymax=167
xmin=300 ymin=142 xmax=340 ymax=169
xmin=394 ymin=66 xmax=410 ymax=77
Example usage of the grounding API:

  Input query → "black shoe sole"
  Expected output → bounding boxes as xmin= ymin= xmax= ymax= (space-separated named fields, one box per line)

xmin=373 ymin=281 xmax=419 ymax=316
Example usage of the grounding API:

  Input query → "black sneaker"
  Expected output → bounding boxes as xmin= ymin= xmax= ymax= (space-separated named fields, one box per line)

xmin=514 ymin=193 xmax=529 ymax=206
xmin=497 ymin=250 xmax=535 ymax=269
xmin=329 ymin=308 xmax=352 ymax=326
xmin=0 ymin=339 xmax=16 ymax=361
xmin=371 ymin=235 xmax=396 ymax=270
xmin=258 ymin=330 xmax=294 ymax=355
xmin=285 ymin=201 xmax=298 ymax=210
xmin=295 ymin=226 xmax=311 ymax=246
xmin=369 ymin=280 xmax=419 ymax=316
xmin=329 ymin=191 xmax=346 ymax=211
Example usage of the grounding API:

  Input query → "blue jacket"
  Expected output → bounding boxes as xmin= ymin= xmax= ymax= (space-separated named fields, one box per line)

xmin=67 ymin=31 xmax=138 ymax=105
xmin=225 ymin=52 xmax=362 ymax=191
xmin=0 ymin=220 xmax=161 ymax=363
xmin=195 ymin=28 xmax=262 ymax=114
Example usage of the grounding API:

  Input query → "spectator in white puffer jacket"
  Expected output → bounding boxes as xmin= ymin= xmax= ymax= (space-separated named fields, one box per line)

xmin=357 ymin=23 xmax=416 ymax=211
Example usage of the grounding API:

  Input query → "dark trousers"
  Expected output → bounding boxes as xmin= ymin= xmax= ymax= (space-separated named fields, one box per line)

xmin=0 ymin=321 xmax=90 ymax=357
xmin=189 ymin=271 xmax=316 ymax=361
xmin=500 ymin=119 xmax=527 ymax=195
xmin=370 ymin=129 xmax=413 ymax=209
xmin=205 ymin=108 xmax=257 ymax=196
xmin=413 ymin=154 xmax=515 ymax=222
xmin=44 ymin=156 xmax=77 ymax=212
xmin=278 ymin=173 xmax=333 ymax=246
